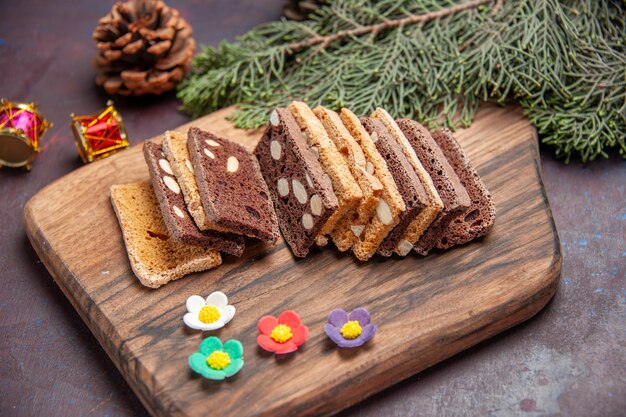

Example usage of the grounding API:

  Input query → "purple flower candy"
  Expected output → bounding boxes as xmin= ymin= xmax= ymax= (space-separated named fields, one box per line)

xmin=324 ymin=308 xmax=377 ymax=348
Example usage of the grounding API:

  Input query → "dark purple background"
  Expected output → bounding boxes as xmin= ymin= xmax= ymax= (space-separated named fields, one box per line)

xmin=1 ymin=1 xmax=624 ymax=416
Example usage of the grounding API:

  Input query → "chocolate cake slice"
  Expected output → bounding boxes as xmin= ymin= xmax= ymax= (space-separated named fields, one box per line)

xmin=432 ymin=128 xmax=496 ymax=249
xmin=372 ymin=108 xmax=443 ymax=253
xmin=143 ymin=142 xmax=245 ymax=256
xmin=254 ymin=108 xmax=338 ymax=257
xmin=187 ymin=127 xmax=280 ymax=244
xmin=397 ymin=120 xmax=471 ymax=255
xmin=360 ymin=117 xmax=429 ymax=257
xmin=162 ymin=130 xmax=237 ymax=234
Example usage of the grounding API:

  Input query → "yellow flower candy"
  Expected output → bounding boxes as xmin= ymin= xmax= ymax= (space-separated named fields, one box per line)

xmin=206 ymin=351 xmax=231 ymax=370
xmin=198 ymin=305 xmax=221 ymax=324
xmin=270 ymin=324 xmax=293 ymax=343
xmin=340 ymin=320 xmax=362 ymax=339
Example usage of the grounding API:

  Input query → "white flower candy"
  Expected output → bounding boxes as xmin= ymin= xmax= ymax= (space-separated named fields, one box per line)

xmin=183 ymin=291 xmax=236 ymax=331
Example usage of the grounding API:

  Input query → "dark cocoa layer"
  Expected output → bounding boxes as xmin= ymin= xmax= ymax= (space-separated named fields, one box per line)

xmin=431 ymin=128 xmax=496 ymax=249
xmin=143 ymin=142 xmax=245 ymax=256
xmin=397 ymin=120 xmax=471 ymax=255
xmin=188 ymin=127 xmax=280 ymax=244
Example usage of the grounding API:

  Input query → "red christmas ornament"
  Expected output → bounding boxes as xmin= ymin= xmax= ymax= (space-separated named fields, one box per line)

xmin=0 ymin=99 xmax=52 ymax=170
xmin=71 ymin=100 xmax=129 ymax=163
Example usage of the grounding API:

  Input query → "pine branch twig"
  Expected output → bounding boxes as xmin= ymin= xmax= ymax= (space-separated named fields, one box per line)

xmin=287 ymin=0 xmax=493 ymax=52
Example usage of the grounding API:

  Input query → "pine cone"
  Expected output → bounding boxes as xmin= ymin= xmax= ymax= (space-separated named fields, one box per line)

xmin=93 ymin=0 xmax=195 ymax=96
xmin=282 ymin=0 xmax=326 ymax=21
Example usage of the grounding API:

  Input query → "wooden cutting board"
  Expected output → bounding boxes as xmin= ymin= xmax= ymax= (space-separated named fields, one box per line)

xmin=24 ymin=104 xmax=561 ymax=417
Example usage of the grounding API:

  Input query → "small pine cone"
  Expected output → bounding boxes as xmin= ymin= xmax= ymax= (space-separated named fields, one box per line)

xmin=282 ymin=0 xmax=326 ymax=21
xmin=93 ymin=0 xmax=195 ymax=96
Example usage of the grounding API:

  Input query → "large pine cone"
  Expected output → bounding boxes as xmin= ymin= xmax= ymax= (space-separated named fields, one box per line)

xmin=282 ymin=0 xmax=326 ymax=21
xmin=93 ymin=0 xmax=195 ymax=96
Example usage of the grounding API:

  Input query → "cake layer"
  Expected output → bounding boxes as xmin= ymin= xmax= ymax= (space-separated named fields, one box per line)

xmin=110 ymin=182 xmax=222 ymax=289
xmin=162 ymin=130 xmax=237 ymax=234
xmin=288 ymin=101 xmax=363 ymax=246
xmin=398 ymin=120 xmax=471 ymax=255
xmin=360 ymin=117 xmax=428 ymax=257
xmin=187 ymin=127 xmax=280 ymax=244
xmin=341 ymin=109 xmax=405 ymax=260
xmin=314 ymin=106 xmax=383 ymax=252
xmin=432 ymin=128 xmax=496 ymax=249
xmin=372 ymin=108 xmax=443 ymax=252
xmin=254 ymin=108 xmax=338 ymax=257
xmin=143 ymin=141 xmax=245 ymax=256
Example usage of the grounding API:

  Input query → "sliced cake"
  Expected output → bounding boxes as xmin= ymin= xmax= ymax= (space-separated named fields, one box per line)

xmin=288 ymin=101 xmax=363 ymax=246
xmin=313 ymin=106 xmax=383 ymax=251
xmin=162 ymin=130 xmax=236 ymax=234
xmin=187 ymin=127 xmax=280 ymax=244
xmin=360 ymin=117 xmax=429 ymax=257
xmin=143 ymin=142 xmax=245 ymax=256
xmin=372 ymin=108 xmax=444 ymax=254
xmin=110 ymin=182 xmax=222 ymax=289
xmin=397 ymin=120 xmax=471 ymax=255
xmin=432 ymin=128 xmax=496 ymax=249
xmin=341 ymin=109 xmax=406 ymax=260
xmin=254 ymin=108 xmax=339 ymax=257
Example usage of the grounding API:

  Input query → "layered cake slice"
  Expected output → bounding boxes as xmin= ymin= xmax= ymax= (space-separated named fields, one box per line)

xmin=341 ymin=109 xmax=406 ymax=260
xmin=372 ymin=108 xmax=444 ymax=255
xmin=288 ymin=101 xmax=363 ymax=246
xmin=187 ymin=127 xmax=280 ymax=244
xmin=432 ymin=128 xmax=496 ymax=249
xmin=254 ymin=108 xmax=339 ymax=257
xmin=110 ymin=182 xmax=222 ymax=289
xmin=143 ymin=142 xmax=245 ymax=256
xmin=360 ymin=117 xmax=429 ymax=257
xmin=313 ymin=106 xmax=383 ymax=251
xmin=398 ymin=120 xmax=471 ymax=255
xmin=162 ymin=130 xmax=236 ymax=234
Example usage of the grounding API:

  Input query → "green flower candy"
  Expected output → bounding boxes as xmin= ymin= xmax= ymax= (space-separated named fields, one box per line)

xmin=188 ymin=336 xmax=244 ymax=380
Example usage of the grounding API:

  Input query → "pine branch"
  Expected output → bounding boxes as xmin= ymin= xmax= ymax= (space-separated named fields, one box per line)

xmin=177 ymin=0 xmax=626 ymax=163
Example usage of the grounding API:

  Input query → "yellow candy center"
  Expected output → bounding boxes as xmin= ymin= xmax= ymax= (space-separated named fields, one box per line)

xmin=270 ymin=324 xmax=293 ymax=343
xmin=198 ymin=305 xmax=221 ymax=324
xmin=340 ymin=320 xmax=362 ymax=339
xmin=206 ymin=351 xmax=230 ymax=370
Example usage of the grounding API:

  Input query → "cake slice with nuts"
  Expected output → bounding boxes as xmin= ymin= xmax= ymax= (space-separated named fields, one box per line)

xmin=360 ymin=117 xmax=429 ymax=257
xmin=313 ymin=106 xmax=384 ymax=252
xmin=187 ymin=127 xmax=280 ymax=244
xmin=432 ymin=128 xmax=496 ymax=250
xmin=341 ymin=109 xmax=406 ymax=260
xmin=143 ymin=141 xmax=245 ymax=256
xmin=398 ymin=120 xmax=471 ymax=255
xmin=288 ymin=101 xmax=363 ymax=246
xmin=372 ymin=108 xmax=443 ymax=255
xmin=254 ymin=108 xmax=338 ymax=257
xmin=162 ymin=130 xmax=238 ymax=235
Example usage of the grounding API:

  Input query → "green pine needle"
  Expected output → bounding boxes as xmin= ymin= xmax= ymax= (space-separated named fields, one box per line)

xmin=177 ymin=0 xmax=626 ymax=163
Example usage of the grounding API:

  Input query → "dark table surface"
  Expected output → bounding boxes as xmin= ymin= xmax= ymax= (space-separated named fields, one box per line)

xmin=1 ymin=1 xmax=624 ymax=416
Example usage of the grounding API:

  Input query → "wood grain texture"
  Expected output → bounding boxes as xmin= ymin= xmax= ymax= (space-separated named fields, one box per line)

xmin=23 ymin=104 xmax=561 ymax=417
